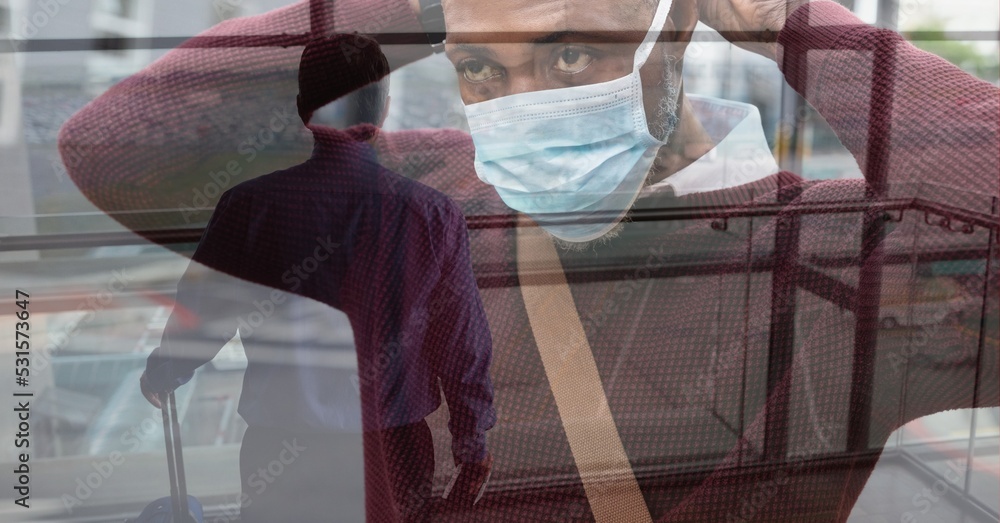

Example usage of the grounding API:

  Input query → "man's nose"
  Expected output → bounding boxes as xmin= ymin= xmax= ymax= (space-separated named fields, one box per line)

xmin=505 ymin=74 xmax=543 ymax=98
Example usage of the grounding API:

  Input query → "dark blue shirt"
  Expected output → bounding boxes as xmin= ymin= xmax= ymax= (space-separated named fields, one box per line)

xmin=146 ymin=125 xmax=496 ymax=462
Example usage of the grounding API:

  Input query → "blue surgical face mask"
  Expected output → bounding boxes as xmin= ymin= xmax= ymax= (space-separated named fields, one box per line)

xmin=463 ymin=0 xmax=674 ymax=243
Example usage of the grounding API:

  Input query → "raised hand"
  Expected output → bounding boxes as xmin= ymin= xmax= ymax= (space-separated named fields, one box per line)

xmin=695 ymin=0 xmax=813 ymax=59
xmin=444 ymin=452 xmax=494 ymax=507
xmin=139 ymin=371 xmax=164 ymax=409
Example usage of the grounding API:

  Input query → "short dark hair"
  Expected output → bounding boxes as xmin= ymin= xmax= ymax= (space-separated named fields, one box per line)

xmin=297 ymin=34 xmax=391 ymax=125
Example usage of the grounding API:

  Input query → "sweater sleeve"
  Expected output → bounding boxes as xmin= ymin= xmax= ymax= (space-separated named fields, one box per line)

xmin=777 ymin=1 xmax=999 ymax=208
xmin=57 ymin=0 xmax=429 ymax=237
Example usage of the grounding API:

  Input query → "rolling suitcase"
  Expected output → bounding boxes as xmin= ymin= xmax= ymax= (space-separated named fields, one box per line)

xmin=127 ymin=392 xmax=204 ymax=523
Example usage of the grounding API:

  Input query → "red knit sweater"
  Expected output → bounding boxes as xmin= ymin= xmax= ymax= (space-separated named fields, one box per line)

xmin=58 ymin=1 xmax=998 ymax=521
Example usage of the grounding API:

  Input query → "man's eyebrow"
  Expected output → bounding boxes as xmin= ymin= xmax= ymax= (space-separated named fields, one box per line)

xmin=447 ymin=30 xmax=636 ymax=57
xmin=530 ymin=31 xmax=575 ymax=45
xmin=531 ymin=30 xmax=638 ymax=45
xmin=446 ymin=43 xmax=498 ymax=60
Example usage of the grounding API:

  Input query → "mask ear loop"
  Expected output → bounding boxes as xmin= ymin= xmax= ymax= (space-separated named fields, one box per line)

xmin=631 ymin=0 xmax=674 ymax=145
xmin=633 ymin=0 xmax=675 ymax=71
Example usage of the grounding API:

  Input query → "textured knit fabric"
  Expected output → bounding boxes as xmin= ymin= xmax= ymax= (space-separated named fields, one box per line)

xmin=146 ymin=125 xmax=496 ymax=463
xmin=59 ymin=0 xmax=998 ymax=522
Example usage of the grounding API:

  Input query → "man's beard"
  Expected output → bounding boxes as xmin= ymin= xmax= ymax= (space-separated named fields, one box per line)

xmin=552 ymin=52 xmax=681 ymax=253
xmin=650 ymin=54 xmax=681 ymax=142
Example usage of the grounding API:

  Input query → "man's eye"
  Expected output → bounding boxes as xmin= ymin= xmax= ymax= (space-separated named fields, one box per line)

xmin=458 ymin=59 xmax=502 ymax=83
xmin=554 ymin=47 xmax=594 ymax=75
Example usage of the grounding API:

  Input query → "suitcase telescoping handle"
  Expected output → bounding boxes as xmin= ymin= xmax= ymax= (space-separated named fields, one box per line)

xmin=161 ymin=392 xmax=196 ymax=523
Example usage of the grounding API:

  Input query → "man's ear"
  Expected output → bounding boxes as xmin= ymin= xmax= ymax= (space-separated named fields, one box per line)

xmin=378 ymin=95 xmax=392 ymax=128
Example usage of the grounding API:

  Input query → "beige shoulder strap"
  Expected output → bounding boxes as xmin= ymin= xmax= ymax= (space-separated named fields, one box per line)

xmin=516 ymin=224 xmax=653 ymax=523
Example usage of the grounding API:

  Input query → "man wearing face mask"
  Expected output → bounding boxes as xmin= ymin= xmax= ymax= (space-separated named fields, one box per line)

xmin=61 ymin=0 xmax=997 ymax=521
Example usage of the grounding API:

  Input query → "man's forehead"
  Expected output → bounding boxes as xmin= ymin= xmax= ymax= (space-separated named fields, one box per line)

xmin=442 ymin=0 xmax=654 ymax=38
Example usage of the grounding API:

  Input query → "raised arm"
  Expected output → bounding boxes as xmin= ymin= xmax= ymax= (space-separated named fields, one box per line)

xmin=776 ymin=1 xmax=998 ymax=205
xmin=696 ymin=0 xmax=998 ymax=206
xmin=58 ymin=0 xmax=429 ymax=237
